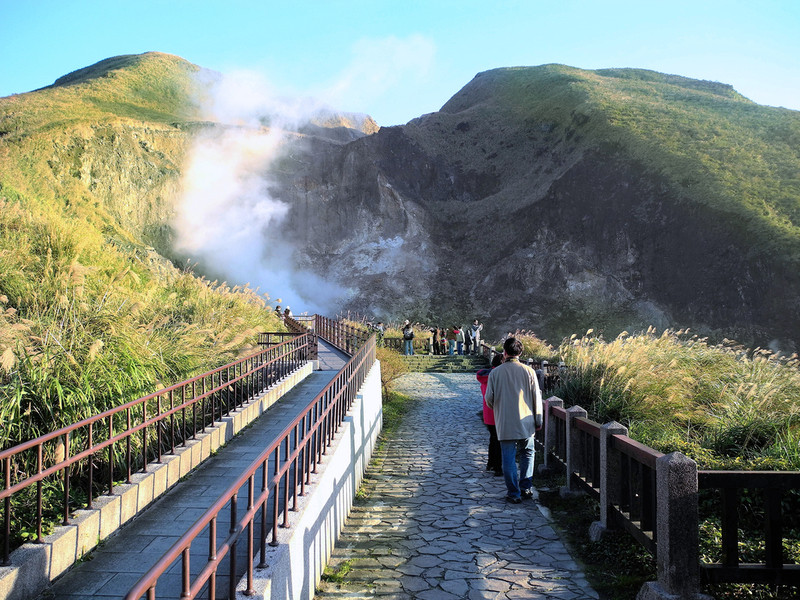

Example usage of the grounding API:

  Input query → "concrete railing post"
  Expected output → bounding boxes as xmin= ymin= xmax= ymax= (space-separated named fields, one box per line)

xmin=560 ymin=405 xmax=587 ymax=497
xmin=637 ymin=452 xmax=712 ymax=600
xmin=539 ymin=397 xmax=563 ymax=474
xmin=589 ymin=421 xmax=628 ymax=541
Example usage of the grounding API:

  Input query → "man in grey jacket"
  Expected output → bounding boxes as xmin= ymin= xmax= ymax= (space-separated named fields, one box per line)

xmin=484 ymin=337 xmax=544 ymax=503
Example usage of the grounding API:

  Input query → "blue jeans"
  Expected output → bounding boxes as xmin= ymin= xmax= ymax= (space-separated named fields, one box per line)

xmin=500 ymin=436 xmax=535 ymax=499
xmin=403 ymin=339 xmax=413 ymax=355
xmin=448 ymin=340 xmax=455 ymax=355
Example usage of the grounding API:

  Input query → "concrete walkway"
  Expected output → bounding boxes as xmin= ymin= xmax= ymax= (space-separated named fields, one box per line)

xmin=315 ymin=373 xmax=598 ymax=600
xmin=42 ymin=342 xmax=349 ymax=600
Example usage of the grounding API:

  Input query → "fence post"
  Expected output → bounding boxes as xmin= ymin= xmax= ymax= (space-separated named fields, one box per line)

xmin=560 ymin=405 xmax=587 ymax=497
xmin=539 ymin=397 xmax=563 ymax=474
xmin=589 ymin=421 xmax=628 ymax=541
xmin=637 ymin=452 xmax=711 ymax=600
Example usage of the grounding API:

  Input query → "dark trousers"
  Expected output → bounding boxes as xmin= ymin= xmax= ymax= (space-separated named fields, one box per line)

xmin=486 ymin=424 xmax=502 ymax=472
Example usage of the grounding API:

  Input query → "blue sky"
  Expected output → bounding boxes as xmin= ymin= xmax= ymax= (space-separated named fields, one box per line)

xmin=1 ymin=0 xmax=798 ymax=126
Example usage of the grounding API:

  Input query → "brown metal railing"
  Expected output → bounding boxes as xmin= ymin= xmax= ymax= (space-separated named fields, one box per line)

xmin=316 ymin=315 xmax=368 ymax=355
xmin=543 ymin=399 xmax=800 ymax=590
xmin=1 ymin=334 xmax=313 ymax=565
xmin=124 ymin=319 xmax=377 ymax=600
xmin=698 ymin=470 xmax=800 ymax=585
xmin=608 ymin=434 xmax=662 ymax=554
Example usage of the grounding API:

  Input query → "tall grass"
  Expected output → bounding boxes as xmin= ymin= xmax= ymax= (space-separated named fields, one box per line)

xmin=554 ymin=328 xmax=800 ymax=469
xmin=0 ymin=195 xmax=283 ymax=451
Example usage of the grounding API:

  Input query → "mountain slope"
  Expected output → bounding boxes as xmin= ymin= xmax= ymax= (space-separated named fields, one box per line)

xmin=0 ymin=53 xmax=284 ymax=449
xmin=270 ymin=65 xmax=800 ymax=348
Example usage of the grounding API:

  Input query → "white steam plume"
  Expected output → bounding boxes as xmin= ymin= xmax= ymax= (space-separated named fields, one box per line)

xmin=174 ymin=34 xmax=436 ymax=314
xmin=175 ymin=70 xmax=348 ymax=314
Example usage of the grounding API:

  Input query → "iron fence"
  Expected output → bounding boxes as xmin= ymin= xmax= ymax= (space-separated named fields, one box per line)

xmin=124 ymin=318 xmax=377 ymax=600
xmin=1 ymin=334 xmax=313 ymax=565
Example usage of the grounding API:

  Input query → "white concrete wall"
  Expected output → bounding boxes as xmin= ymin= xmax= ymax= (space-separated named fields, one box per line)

xmin=236 ymin=360 xmax=383 ymax=600
xmin=0 ymin=363 xmax=313 ymax=600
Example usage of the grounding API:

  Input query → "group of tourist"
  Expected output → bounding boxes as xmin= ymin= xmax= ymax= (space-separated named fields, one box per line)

xmin=477 ymin=337 xmax=544 ymax=504
xmin=430 ymin=319 xmax=484 ymax=356
xmin=392 ymin=319 xmax=484 ymax=356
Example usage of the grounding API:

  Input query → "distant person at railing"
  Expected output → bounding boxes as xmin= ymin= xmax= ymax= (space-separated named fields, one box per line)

xmin=437 ymin=327 xmax=447 ymax=354
xmin=455 ymin=325 xmax=464 ymax=355
xmin=470 ymin=319 xmax=483 ymax=355
xmin=477 ymin=353 xmax=505 ymax=477
xmin=284 ymin=306 xmax=292 ymax=319
xmin=484 ymin=336 xmax=544 ymax=504
xmin=464 ymin=326 xmax=472 ymax=355
xmin=275 ymin=305 xmax=282 ymax=321
xmin=374 ymin=321 xmax=385 ymax=347
xmin=402 ymin=320 xmax=414 ymax=355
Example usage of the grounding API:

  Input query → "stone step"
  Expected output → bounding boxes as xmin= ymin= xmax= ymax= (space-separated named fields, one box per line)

xmin=399 ymin=354 xmax=488 ymax=373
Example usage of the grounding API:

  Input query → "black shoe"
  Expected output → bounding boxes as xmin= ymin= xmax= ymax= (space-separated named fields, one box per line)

xmin=505 ymin=495 xmax=522 ymax=504
xmin=521 ymin=489 xmax=534 ymax=500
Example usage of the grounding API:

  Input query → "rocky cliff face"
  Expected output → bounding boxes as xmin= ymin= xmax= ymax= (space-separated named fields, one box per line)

xmin=265 ymin=68 xmax=800 ymax=348
xmin=5 ymin=56 xmax=798 ymax=349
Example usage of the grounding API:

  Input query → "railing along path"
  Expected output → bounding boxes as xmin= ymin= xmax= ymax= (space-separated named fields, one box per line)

xmin=124 ymin=317 xmax=376 ymax=599
xmin=542 ymin=398 xmax=800 ymax=594
xmin=1 ymin=332 xmax=314 ymax=566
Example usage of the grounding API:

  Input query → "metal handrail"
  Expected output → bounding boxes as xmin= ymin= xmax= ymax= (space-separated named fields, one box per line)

xmin=124 ymin=318 xmax=377 ymax=600
xmin=1 ymin=334 xmax=313 ymax=565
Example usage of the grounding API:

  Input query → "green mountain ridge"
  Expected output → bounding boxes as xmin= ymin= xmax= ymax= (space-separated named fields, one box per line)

xmin=2 ymin=53 xmax=800 ymax=357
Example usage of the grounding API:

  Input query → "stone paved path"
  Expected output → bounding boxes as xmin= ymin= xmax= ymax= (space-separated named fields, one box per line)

xmin=315 ymin=373 xmax=598 ymax=600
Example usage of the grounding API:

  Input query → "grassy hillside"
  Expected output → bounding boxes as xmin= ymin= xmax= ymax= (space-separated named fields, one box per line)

xmin=438 ymin=64 xmax=800 ymax=260
xmin=0 ymin=53 xmax=283 ymax=450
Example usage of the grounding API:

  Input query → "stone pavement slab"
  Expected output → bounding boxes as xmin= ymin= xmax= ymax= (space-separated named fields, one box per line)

xmin=42 ymin=342 xmax=349 ymax=600
xmin=315 ymin=373 xmax=598 ymax=600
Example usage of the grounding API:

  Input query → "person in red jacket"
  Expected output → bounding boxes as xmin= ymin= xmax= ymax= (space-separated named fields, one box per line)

xmin=477 ymin=354 xmax=504 ymax=476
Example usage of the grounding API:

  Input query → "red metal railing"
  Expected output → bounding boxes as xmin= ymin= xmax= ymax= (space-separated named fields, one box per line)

xmin=124 ymin=320 xmax=377 ymax=600
xmin=1 ymin=334 xmax=313 ymax=565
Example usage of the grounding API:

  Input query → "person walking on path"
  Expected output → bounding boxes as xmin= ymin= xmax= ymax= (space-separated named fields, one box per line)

xmin=485 ymin=336 xmax=543 ymax=503
xmin=477 ymin=353 xmax=504 ymax=475
xmin=402 ymin=320 xmax=415 ymax=355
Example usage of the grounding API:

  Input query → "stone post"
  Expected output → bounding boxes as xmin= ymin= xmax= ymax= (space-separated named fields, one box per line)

xmin=538 ymin=397 xmax=563 ymax=474
xmin=589 ymin=421 xmax=628 ymax=541
xmin=636 ymin=452 xmax=712 ymax=600
xmin=560 ymin=405 xmax=587 ymax=497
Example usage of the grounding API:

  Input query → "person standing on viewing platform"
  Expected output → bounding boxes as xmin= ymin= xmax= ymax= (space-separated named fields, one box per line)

xmin=470 ymin=319 xmax=483 ymax=354
xmin=446 ymin=326 xmax=457 ymax=355
xmin=402 ymin=320 xmax=414 ymax=355
xmin=484 ymin=337 xmax=544 ymax=504
xmin=375 ymin=321 xmax=385 ymax=347
xmin=455 ymin=325 xmax=465 ymax=355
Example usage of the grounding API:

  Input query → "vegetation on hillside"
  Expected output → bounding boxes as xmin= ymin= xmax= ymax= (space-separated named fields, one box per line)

xmin=554 ymin=328 xmax=800 ymax=469
xmin=0 ymin=53 xmax=284 ymax=452
xmin=442 ymin=63 xmax=800 ymax=267
xmin=0 ymin=193 xmax=283 ymax=451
